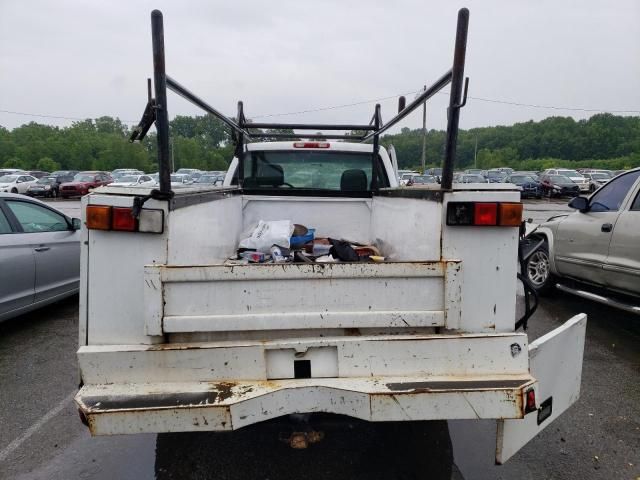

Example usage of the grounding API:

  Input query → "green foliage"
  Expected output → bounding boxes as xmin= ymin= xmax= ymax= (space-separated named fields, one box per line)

xmin=36 ymin=157 xmax=60 ymax=172
xmin=382 ymin=113 xmax=640 ymax=171
xmin=1 ymin=113 xmax=638 ymax=173
xmin=3 ymin=157 xmax=29 ymax=169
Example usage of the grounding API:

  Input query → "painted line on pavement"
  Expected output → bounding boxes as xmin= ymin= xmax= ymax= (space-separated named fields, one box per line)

xmin=0 ymin=391 xmax=76 ymax=463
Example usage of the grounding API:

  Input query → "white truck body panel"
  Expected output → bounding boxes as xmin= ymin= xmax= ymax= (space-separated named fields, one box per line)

xmin=76 ymin=142 xmax=586 ymax=464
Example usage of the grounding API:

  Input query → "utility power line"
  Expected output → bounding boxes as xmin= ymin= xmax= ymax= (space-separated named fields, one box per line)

xmin=1 ymin=91 xmax=639 ymax=126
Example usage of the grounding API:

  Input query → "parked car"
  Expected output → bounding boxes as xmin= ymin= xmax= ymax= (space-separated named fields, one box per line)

xmin=463 ymin=168 xmax=484 ymax=175
xmin=195 ymin=174 xmax=224 ymax=186
xmin=50 ymin=170 xmax=79 ymax=179
xmin=170 ymin=173 xmax=193 ymax=188
xmin=539 ymin=174 xmax=580 ymax=197
xmin=0 ymin=174 xmax=38 ymax=194
xmin=407 ymin=175 xmax=437 ymax=185
xmin=454 ymin=173 xmax=487 ymax=184
xmin=0 ymin=193 xmax=81 ymax=322
xmin=26 ymin=170 xmax=50 ymax=179
xmin=109 ymin=174 xmax=156 ymax=187
xmin=425 ymin=167 xmax=443 ymax=182
xmin=503 ymin=173 xmax=542 ymax=199
xmin=26 ymin=176 xmax=61 ymax=198
xmin=399 ymin=171 xmax=419 ymax=186
xmin=541 ymin=169 xmax=589 ymax=192
xmin=583 ymin=172 xmax=612 ymax=192
xmin=0 ymin=169 xmax=27 ymax=177
xmin=175 ymin=168 xmax=202 ymax=180
xmin=484 ymin=170 xmax=506 ymax=183
xmin=60 ymin=172 xmax=112 ymax=198
xmin=523 ymin=169 xmax=640 ymax=310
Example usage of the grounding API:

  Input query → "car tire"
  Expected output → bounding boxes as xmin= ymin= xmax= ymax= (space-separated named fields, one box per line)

xmin=11 ymin=188 xmax=18 ymax=193
xmin=525 ymin=241 xmax=556 ymax=295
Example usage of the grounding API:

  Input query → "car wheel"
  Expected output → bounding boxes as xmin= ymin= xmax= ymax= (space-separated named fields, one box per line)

xmin=525 ymin=241 xmax=555 ymax=295
xmin=11 ymin=187 xmax=18 ymax=193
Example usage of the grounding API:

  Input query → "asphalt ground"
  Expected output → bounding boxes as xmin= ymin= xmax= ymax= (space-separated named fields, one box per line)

xmin=0 ymin=198 xmax=638 ymax=479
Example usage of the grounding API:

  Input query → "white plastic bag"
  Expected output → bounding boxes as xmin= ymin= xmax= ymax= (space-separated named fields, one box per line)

xmin=238 ymin=220 xmax=294 ymax=253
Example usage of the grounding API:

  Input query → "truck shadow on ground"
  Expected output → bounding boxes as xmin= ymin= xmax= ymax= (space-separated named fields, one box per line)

xmin=155 ymin=417 xmax=453 ymax=480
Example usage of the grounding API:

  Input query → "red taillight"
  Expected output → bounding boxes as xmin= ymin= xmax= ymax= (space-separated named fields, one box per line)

xmin=525 ymin=388 xmax=537 ymax=413
xmin=293 ymin=142 xmax=330 ymax=148
xmin=474 ymin=203 xmax=498 ymax=226
xmin=447 ymin=202 xmax=523 ymax=227
xmin=85 ymin=205 xmax=163 ymax=233
xmin=112 ymin=207 xmax=137 ymax=231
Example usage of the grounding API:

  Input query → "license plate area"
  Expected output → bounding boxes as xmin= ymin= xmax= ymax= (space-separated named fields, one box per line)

xmin=266 ymin=346 xmax=339 ymax=379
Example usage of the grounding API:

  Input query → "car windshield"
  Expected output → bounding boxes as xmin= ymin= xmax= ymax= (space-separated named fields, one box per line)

xmin=487 ymin=171 xmax=503 ymax=178
xmin=549 ymin=175 xmax=573 ymax=182
xmin=401 ymin=173 xmax=416 ymax=180
xmin=591 ymin=173 xmax=609 ymax=180
xmin=242 ymin=151 xmax=384 ymax=191
xmin=170 ymin=175 xmax=186 ymax=182
xmin=37 ymin=177 xmax=55 ymax=184
xmin=0 ymin=175 xmax=18 ymax=182
xmin=73 ymin=174 xmax=95 ymax=182
xmin=510 ymin=175 xmax=535 ymax=183
xmin=558 ymin=170 xmax=581 ymax=177
xmin=118 ymin=176 xmax=139 ymax=183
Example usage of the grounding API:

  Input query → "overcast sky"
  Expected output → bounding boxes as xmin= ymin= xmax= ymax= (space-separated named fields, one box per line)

xmin=1 ymin=0 xmax=639 ymax=134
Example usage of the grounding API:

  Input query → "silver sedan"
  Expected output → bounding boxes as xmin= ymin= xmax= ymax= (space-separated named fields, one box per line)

xmin=0 ymin=193 xmax=81 ymax=322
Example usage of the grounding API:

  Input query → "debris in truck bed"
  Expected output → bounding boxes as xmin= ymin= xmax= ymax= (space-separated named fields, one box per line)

xmin=231 ymin=220 xmax=385 ymax=265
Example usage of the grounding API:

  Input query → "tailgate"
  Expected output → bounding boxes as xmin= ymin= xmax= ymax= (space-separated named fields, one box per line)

xmin=495 ymin=313 xmax=587 ymax=463
xmin=144 ymin=261 xmax=462 ymax=335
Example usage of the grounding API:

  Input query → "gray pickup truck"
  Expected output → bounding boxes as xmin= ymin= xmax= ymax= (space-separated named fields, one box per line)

xmin=524 ymin=168 xmax=640 ymax=313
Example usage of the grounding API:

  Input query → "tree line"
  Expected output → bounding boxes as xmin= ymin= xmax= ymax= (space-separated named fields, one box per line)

xmin=1 ymin=113 xmax=638 ymax=173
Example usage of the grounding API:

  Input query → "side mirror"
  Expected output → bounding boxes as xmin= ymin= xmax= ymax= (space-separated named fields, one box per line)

xmin=568 ymin=196 xmax=589 ymax=212
xmin=71 ymin=218 xmax=82 ymax=230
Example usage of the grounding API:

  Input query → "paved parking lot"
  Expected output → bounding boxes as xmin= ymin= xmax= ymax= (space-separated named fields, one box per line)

xmin=0 ymin=198 xmax=638 ymax=480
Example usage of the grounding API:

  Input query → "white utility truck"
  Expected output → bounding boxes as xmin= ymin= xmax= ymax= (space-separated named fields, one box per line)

xmin=74 ymin=9 xmax=586 ymax=464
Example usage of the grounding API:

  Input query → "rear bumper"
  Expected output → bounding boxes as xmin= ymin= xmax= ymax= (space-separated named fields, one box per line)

xmin=76 ymin=374 xmax=535 ymax=435
xmin=75 ymin=331 xmax=536 ymax=435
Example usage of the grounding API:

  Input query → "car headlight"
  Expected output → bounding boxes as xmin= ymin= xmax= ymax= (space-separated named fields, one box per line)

xmin=44 ymin=185 xmax=51 ymax=190
xmin=553 ymin=185 xmax=561 ymax=190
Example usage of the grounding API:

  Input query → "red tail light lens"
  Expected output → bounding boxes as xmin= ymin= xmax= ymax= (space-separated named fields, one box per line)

xmin=474 ymin=203 xmax=498 ymax=225
xmin=112 ymin=207 xmax=137 ymax=231
xmin=525 ymin=388 xmax=537 ymax=413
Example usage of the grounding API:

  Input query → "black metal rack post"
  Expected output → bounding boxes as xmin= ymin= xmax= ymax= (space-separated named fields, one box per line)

xmin=441 ymin=8 xmax=469 ymax=190
xmin=132 ymin=8 xmax=470 ymax=195
xmin=151 ymin=10 xmax=171 ymax=194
